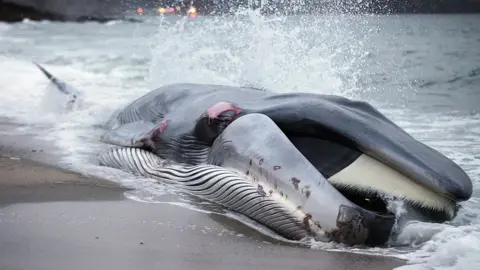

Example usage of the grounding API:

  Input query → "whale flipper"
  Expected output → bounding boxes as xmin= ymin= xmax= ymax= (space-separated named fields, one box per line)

xmin=33 ymin=61 xmax=80 ymax=106
xmin=100 ymin=121 xmax=159 ymax=148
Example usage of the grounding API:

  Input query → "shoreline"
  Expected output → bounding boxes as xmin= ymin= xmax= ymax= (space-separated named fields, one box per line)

xmin=0 ymin=143 xmax=406 ymax=270
xmin=0 ymin=154 xmax=130 ymax=205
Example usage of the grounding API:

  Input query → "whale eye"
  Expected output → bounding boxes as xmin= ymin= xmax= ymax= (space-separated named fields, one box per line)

xmin=209 ymin=110 xmax=237 ymax=126
xmin=194 ymin=103 xmax=244 ymax=144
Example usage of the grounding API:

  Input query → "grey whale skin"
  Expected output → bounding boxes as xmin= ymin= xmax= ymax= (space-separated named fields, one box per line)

xmin=105 ymin=83 xmax=472 ymax=200
xmin=34 ymin=63 xmax=472 ymax=247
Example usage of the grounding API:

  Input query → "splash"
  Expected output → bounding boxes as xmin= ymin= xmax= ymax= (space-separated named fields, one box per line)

xmin=146 ymin=10 xmax=377 ymax=98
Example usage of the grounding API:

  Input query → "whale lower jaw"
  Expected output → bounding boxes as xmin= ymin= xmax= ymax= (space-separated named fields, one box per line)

xmin=98 ymin=146 xmax=455 ymax=244
xmin=328 ymin=154 xmax=456 ymax=220
xmin=98 ymin=147 xmax=329 ymax=242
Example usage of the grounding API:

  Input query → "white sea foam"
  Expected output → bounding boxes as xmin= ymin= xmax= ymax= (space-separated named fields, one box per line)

xmin=0 ymin=12 xmax=478 ymax=270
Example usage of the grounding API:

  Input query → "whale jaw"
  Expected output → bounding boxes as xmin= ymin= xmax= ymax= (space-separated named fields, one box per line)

xmin=207 ymin=113 xmax=397 ymax=246
xmin=98 ymin=147 xmax=331 ymax=243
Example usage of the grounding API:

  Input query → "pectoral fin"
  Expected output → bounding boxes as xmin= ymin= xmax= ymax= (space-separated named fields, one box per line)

xmin=100 ymin=121 xmax=157 ymax=148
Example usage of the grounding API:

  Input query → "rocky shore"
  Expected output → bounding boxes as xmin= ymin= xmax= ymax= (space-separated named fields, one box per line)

xmin=1 ymin=0 xmax=480 ymax=23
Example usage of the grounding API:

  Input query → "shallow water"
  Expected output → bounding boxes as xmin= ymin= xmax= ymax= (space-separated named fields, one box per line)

xmin=0 ymin=12 xmax=479 ymax=270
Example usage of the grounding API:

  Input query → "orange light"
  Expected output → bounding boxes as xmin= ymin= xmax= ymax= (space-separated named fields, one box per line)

xmin=137 ymin=7 xmax=143 ymax=14
xmin=188 ymin=7 xmax=197 ymax=14
xmin=157 ymin=7 xmax=166 ymax=13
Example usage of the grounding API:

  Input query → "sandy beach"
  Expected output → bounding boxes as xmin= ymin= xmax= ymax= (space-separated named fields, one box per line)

xmin=0 ymin=150 xmax=406 ymax=270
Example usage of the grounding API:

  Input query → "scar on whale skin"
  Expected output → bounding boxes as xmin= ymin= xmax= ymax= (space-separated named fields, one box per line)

xmin=152 ymin=119 xmax=168 ymax=137
xmin=291 ymin=177 xmax=301 ymax=190
xmin=305 ymin=190 xmax=311 ymax=199
xmin=257 ymin=184 xmax=267 ymax=197
xmin=303 ymin=213 xmax=313 ymax=235
xmin=301 ymin=185 xmax=311 ymax=199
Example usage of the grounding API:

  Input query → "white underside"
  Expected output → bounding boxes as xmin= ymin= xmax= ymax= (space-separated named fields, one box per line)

xmin=327 ymin=154 xmax=455 ymax=218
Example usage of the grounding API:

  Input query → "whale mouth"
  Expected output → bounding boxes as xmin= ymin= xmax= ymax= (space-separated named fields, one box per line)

xmin=327 ymin=153 xmax=457 ymax=222
xmin=335 ymin=186 xmax=391 ymax=216
xmin=282 ymin=133 xmax=458 ymax=223
xmin=299 ymin=146 xmax=456 ymax=224
xmin=332 ymin=180 xmax=456 ymax=223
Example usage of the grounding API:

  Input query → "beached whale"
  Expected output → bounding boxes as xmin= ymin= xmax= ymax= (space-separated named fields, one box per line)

xmin=34 ymin=62 xmax=472 ymax=247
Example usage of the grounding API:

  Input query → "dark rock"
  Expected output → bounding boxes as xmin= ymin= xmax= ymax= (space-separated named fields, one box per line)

xmin=0 ymin=0 xmax=479 ymax=24
xmin=0 ymin=0 xmax=142 ymax=23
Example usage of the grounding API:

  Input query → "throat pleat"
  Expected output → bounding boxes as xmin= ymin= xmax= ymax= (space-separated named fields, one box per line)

xmin=99 ymin=147 xmax=314 ymax=241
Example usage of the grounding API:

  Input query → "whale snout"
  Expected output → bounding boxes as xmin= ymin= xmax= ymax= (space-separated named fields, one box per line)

xmin=361 ymin=208 xmax=397 ymax=246
xmin=328 ymin=205 xmax=395 ymax=246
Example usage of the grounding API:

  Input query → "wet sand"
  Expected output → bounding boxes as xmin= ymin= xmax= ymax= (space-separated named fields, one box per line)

xmin=0 ymin=153 xmax=406 ymax=270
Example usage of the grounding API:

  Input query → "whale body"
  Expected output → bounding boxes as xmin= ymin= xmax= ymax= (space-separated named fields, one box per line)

xmin=34 ymin=63 xmax=473 ymax=247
